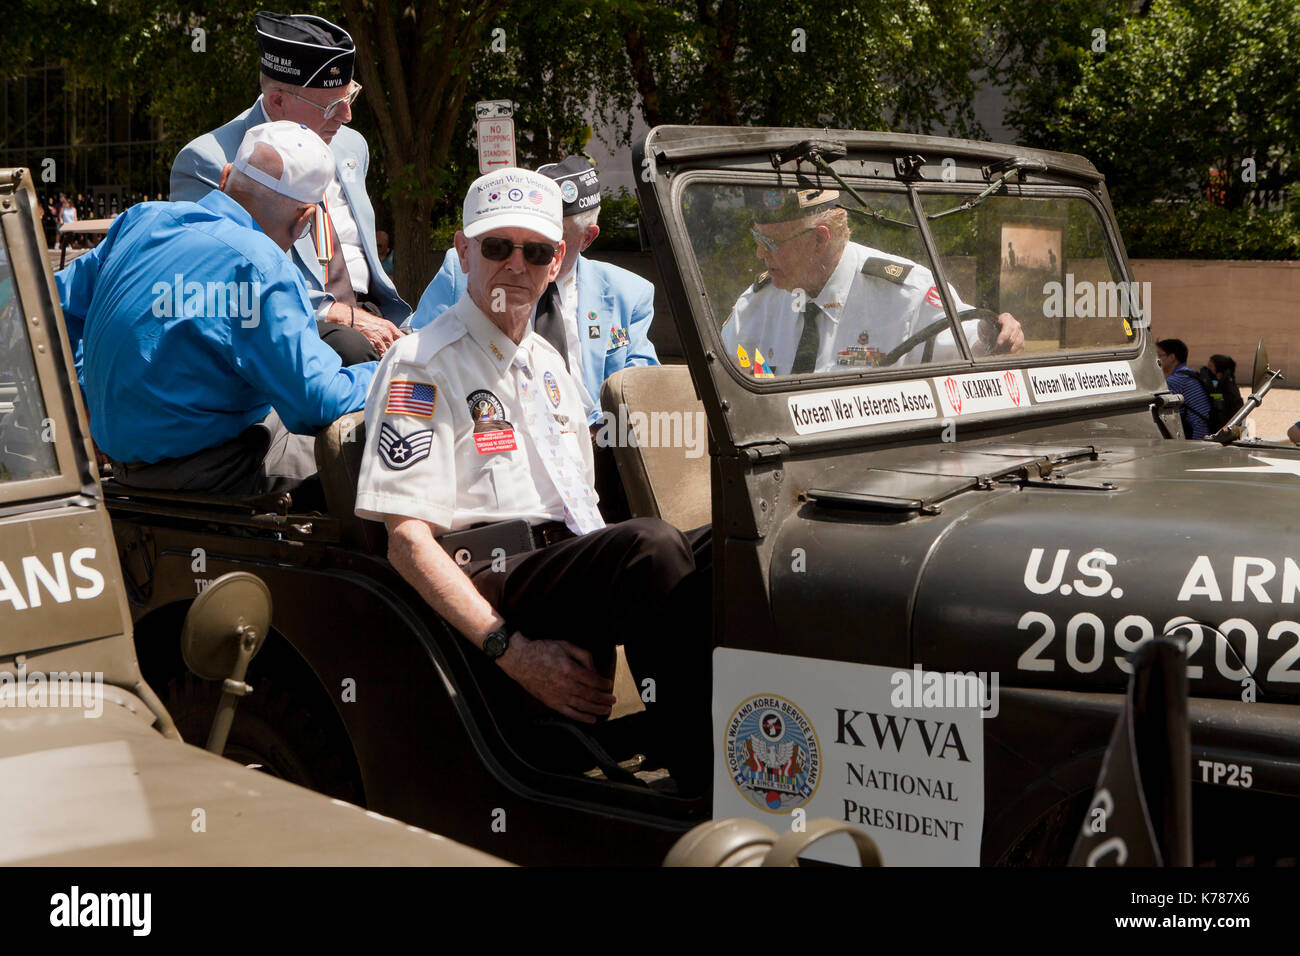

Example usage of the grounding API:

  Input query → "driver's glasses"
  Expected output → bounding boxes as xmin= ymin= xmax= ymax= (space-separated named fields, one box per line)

xmin=750 ymin=225 xmax=816 ymax=253
xmin=284 ymin=82 xmax=362 ymax=121
xmin=477 ymin=235 xmax=557 ymax=266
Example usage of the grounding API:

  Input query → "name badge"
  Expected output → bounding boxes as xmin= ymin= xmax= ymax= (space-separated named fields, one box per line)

xmin=474 ymin=430 xmax=517 ymax=454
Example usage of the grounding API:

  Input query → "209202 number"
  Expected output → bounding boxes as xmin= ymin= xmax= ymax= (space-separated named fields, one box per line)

xmin=1016 ymin=610 xmax=1300 ymax=684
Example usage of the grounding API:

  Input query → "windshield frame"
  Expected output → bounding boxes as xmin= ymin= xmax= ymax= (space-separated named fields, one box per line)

xmin=670 ymin=170 xmax=1145 ymax=396
xmin=0 ymin=173 xmax=89 ymax=507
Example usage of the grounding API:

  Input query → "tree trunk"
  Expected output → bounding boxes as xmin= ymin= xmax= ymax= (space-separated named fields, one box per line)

xmin=340 ymin=0 xmax=507 ymax=306
xmin=624 ymin=24 xmax=663 ymax=128
xmin=393 ymin=193 xmax=438 ymax=308
xmin=697 ymin=0 xmax=739 ymax=126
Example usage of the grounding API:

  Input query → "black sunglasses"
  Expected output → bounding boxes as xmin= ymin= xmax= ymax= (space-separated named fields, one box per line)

xmin=476 ymin=235 xmax=557 ymax=266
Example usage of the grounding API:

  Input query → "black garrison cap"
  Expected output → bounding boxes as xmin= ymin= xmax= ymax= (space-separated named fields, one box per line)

xmin=538 ymin=156 xmax=602 ymax=217
xmin=255 ymin=12 xmax=355 ymax=89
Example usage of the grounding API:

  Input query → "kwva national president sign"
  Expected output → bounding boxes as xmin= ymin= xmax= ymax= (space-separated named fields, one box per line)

xmin=713 ymin=648 xmax=985 ymax=866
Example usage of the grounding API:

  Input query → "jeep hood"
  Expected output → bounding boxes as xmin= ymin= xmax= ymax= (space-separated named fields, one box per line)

xmin=911 ymin=438 xmax=1300 ymax=701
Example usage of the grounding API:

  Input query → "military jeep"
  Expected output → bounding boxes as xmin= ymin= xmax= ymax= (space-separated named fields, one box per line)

xmin=92 ymin=127 xmax=1300 ymax=866
xmin=0 ymin=166 xmax=502 ymax=866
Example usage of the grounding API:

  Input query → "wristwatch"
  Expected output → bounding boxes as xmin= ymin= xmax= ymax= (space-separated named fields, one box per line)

xmin=482 ymin=629 xmax=511 ymax=661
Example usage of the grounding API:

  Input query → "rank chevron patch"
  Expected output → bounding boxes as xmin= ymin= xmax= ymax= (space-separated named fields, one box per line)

xmin=378 ymin=422 xmax=435 ymax=470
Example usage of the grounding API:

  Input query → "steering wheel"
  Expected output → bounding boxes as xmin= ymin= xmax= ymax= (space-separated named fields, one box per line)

xmin=882 ymin=308 xmax=1000 ymax=366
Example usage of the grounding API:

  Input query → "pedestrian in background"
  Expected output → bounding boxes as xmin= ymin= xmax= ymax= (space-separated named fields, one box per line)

xmin=1157 ymin=338 xmax=1212 ymax=440
xmin=1206 ymin=354 xmax=1244 ymax=423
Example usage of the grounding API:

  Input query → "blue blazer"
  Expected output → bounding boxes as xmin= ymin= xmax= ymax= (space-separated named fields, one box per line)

xmin=406 ymin=249 xmax=659 ymax=422
xmin=169 ymin=97 xmax=409 ymax=326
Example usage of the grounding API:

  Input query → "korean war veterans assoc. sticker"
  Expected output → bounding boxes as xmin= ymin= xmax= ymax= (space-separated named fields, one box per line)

xmin=378 ymin=422 xmax=434 ymax=469
xmin=725 ymin=694 xmax=820 ymax=812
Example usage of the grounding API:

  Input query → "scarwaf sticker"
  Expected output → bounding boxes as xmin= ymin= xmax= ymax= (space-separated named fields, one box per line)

xmin=933 ymin=370 xmax=1028 ymax=416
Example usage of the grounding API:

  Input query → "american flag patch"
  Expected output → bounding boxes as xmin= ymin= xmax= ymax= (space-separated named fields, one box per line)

xmin=385 ymin=381 xmax=437 ymax=417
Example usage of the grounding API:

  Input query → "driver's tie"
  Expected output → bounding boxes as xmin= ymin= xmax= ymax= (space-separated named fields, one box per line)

xmin=791 ymin=300 xmax=821 ymax=374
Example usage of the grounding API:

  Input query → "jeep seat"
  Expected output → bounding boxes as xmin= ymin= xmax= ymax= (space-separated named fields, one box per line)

xmin=599 ymin=365 xmax=711 ymax=531
xmin=314 ymin=411 xmax=386 ymax=552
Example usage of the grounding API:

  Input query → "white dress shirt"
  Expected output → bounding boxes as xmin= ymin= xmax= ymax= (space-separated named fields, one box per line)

xmin=722 ymin=242 xmax=979 ymax=375
xmin=355 ymin=295 xmax=596 ymax=533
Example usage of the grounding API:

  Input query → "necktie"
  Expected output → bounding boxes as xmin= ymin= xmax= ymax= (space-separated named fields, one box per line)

xmin=512 ymin=347 xmax=604 ymax=535
xmin=791 ymin=300 xmax=821 ymax=373
xmin=313 ymin=198 xmax=357 ymax=307
xmin=532 ymin=282 xmax=570 ymax=371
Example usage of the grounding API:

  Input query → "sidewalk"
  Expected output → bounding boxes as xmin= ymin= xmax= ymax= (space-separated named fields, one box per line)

xmin=1246 ymin=387 xmax=1299 ymax=441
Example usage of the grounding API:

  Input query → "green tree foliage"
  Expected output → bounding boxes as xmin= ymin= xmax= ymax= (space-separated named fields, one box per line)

xmin=0 ymin=2 xmax=273 ymax=189
xmin=334 ymin=0 xmax=507 ymax=302
xmin=991 ymin=0 xmax=1300 ymax=258
xmin=421 ymin=0 xmax=643 ymax=250
xmin=622 ymin=0 xmax=991 ymax=135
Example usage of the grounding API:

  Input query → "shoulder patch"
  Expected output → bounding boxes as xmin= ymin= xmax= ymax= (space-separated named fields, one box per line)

xmin=377 ymin=422 xmax=434 ymax=470
xmin=384 ymin=380 xmax=437 ymax=418
xmin=753 ymin=271 xmax=772 ymax=291
xmin=861 ymin=258 xmax=914 ymax=284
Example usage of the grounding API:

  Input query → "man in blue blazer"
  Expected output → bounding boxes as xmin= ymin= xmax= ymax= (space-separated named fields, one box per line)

xmin=170 ymin=12 xmax=407 ymax=362
xmin=405 ymin=156 xmax=659 ymax=426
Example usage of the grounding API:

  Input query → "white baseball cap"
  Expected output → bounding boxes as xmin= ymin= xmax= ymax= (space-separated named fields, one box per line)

xmin=232 ymin=121 xmax=334 ymax=204
xmin=462 ymin=168 xmax=563 ymax=243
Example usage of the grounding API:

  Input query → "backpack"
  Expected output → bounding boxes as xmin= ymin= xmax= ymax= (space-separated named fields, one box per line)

xmin=1194 ymin=366 xmax=1230 ymax=433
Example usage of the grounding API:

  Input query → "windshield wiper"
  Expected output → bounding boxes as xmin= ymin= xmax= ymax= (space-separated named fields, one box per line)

xmin=926 ymin=157 xmax=1048 ymax=221
xmin=804 ymin=153 xmax=917 ymax=229
xmin=768 ymin=139 xmax=917 ymax=230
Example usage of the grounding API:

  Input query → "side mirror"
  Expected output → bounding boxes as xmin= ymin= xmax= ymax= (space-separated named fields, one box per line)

xmin=1252 ymin=339 xmax=1270 ymax=391
xmin=180 ymin=571 xmax=272 ymax=755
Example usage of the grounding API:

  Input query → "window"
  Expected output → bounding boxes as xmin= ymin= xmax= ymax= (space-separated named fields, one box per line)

xmin=0 ymin=236 xmax=59 ymax=484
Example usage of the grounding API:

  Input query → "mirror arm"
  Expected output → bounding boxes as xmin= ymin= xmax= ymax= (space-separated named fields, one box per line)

xmin=1206 ymin=366 xmax=1284 ymax=444
xmin=204 ymin=624 xmax=260 ymax=755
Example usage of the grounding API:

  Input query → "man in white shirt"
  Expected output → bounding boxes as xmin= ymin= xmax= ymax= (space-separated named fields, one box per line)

xmin=355 ymin=168 xmax=711 ymax=788
xmin=407 ymin=156 xmax=659 ymax=426
xmin=723 ymin=188 xmax=1024 ymax=374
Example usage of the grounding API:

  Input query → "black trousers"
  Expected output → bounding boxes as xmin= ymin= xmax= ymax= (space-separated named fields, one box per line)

xmin=468 ymin=518 xmax=713 ymax=768
xmin=316 ymin=321 xmax=379 ymax=366
xmin=109 ymin=411 xmax=323 ymax=506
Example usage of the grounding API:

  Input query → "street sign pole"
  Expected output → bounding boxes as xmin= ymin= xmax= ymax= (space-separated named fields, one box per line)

xmin=475 ymin=100 xmax=517 ymax=174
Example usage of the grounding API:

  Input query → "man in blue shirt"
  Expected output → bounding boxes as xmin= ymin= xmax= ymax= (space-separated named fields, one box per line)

xmin=56 ymin=121 xmax=374 ymax=496
xmin=1157 ymin=338 xmax=1212 ymax=440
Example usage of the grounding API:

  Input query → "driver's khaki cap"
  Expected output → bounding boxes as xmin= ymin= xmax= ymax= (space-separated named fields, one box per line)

xmin=752 ymin=188 xmax=841 ymax=224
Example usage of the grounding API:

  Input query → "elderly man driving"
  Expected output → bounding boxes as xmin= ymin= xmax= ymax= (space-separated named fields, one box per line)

xmin=723 ymin=188 xmax=1024 ymax=374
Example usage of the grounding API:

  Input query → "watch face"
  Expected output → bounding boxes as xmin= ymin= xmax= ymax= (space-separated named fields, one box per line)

xmin=484 ymin=630 xmax=509 ymax=659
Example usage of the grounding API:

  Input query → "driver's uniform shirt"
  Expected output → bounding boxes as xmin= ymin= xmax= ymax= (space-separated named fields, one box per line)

xmin=354 ymin=295 xmax=595 ymax=534
xmin=721 ymin=241 xmax=978 ymax=374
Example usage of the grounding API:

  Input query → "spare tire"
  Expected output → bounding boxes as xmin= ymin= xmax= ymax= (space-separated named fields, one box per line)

xmin=165 ymin=672 xmax=364 ymax=806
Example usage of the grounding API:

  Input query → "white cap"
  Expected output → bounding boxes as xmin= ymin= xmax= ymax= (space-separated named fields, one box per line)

xmin=232 ymin=121 xmax=334 ymax=204
xmin=462 ymin=168 xmax=563 ymax=243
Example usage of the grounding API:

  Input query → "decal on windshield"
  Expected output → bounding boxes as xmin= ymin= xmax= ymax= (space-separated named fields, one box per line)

xmin=933 ymin=370 xmax=1029 ymax=416
xmin=788 ymin=381 xmax=937 ymax=435
xmin=1027 ymin=361 xmax=1136 ymax=403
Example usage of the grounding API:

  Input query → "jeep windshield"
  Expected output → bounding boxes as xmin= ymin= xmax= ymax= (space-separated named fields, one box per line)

xmin=0 ymin=236 xmax=59 ymax=486
xmin=681 ymin=179 xmax=1137 ymax=382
